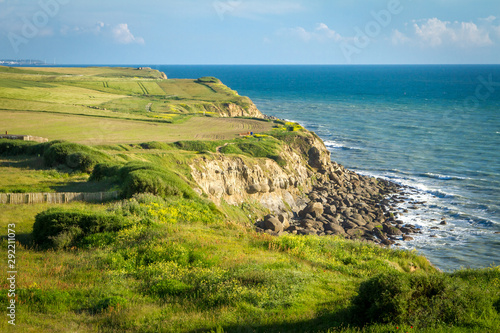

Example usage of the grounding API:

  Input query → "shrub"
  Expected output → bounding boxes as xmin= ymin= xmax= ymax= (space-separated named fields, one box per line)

xmin=89 ymin=162 xmax=123 ymax=181
xmin=174 ymin=140 xmax=222 ymax=153
xmin=139 ymin=141 xmax=173 ymax=150
xmin=119 ymin=162 xmax=197 ymax=199
xmin=43 ymin=141 xmax=110 ymax=172
xmin=33 ymin=208 xmax=131 ymax=248
xmin=66 ymin=151 xmax=101 ymax=173
xmin=352 ymin=272 xmax=498 ymax=327
xmin=195 ymin=77 xmax=220 ymax=84
xmin=0 ymin=139 xmax=37 ymax=155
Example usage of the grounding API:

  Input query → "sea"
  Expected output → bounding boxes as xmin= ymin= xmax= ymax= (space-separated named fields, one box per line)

xmin=150 ymin=65 xmax=500 ymax=272
xmin=37 ymin=64 xmax=500 ymax=271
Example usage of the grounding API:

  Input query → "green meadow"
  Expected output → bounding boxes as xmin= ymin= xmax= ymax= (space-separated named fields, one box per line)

xmin=0 ymin=67 xmax=499 ymax=332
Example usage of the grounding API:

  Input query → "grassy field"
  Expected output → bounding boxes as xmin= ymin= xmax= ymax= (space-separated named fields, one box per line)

xmin=0 ymin=110 xmax=272 ymax=144
xmin=1 ymin=195 xmax=498 ymax=333
xmin=0 ymin=66 xmax=254 ymax=121
xmin=1 ymin=66 xmax=499 ymax=332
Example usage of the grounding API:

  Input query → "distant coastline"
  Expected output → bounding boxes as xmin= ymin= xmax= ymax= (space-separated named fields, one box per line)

xmin=0 ymin=59 xmax=45 ymax=66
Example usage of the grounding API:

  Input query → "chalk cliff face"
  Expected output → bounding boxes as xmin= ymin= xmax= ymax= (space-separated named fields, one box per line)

xmin=202 ymin=100 xmax=264 ymax=118
xmin=190 ymin=131 xmax=350 ymax=214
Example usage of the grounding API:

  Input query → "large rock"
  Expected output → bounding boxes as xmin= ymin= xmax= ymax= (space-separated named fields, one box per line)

xmin=385 ymin=225 xmax=403 ymax=236
xmin=264 ymin=215 xmax=283 ymax=233
xmin=299 ymin=202 xmax=324 ymax=218
xmin=277 ymin=213 xmax=290 ymax=230
xmin=324 ymin=205 xmax=337 ymax=215
xmin=349 ymin=214 xmax=367 ymax=227
xmin=324 ymin=223 xmax=346 ymax=236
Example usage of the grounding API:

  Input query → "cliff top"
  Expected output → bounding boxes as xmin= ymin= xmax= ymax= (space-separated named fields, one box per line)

xmin=0 ymin=66 xmax=266 ymax=144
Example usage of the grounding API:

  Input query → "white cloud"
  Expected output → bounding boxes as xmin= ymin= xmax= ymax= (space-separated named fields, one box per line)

xmin=391 ymin=29 xmax=410 ymax=45
xmin=412 ymin=18 xmax=492 ymax=47
xmin=454 ymin=21 xmax=492 ymax=47
xmin=60 ymin=22 xmax=144 ymax=45
xmin=315 ymin=23 xmax=343 ymax=42
xmin=112 ymin=23 xmax=144 ymax=44
xmin=480 ymin=16 xmax=497 ymax=23
xmin=278 ymin=23 xmax=344 ymax=43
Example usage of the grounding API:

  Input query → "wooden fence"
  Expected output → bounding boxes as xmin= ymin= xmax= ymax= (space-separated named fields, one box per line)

xmin=0 ymin=191 xmax=120 ymax=205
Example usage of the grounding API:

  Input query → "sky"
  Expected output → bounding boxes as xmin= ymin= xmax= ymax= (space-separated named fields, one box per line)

xmin=0 ymin=0 xmax=499 ymax=64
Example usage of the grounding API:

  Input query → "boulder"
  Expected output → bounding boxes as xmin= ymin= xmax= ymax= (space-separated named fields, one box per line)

xmin=341 ymin=220 xmax=357 ymax=230
xmin=277 ymin=213 xmax=290 ymax=229
xmin=324 ymin=205 xmax=337 ymax=215
xmin=349 ymin=214 xmax=367 ymax=226
xmin=324 ymin=223 xmax=346 ymax=235
xmin=299 ymin=202 xmax=324 ymax=218
xmin=384 ymin=225 xmax=403 ymax=236
xmin=264 ymin=215 xmax=283 ymax=233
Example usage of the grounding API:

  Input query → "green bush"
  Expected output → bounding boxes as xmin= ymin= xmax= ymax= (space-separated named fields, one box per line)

xmin=352 ymin=272 xmax=498 ymax=327
xmin=43 ymin=141 xmax=110 ymax=172
xmin=66 ymin=151 xmax=101 ymax=173
xmin=174 ymin=140 xmax=222 ymax=153
xmin=0 ymin=139 xmax=59 ymax=156
xmin=195 ymin=77 xmax=220 ymax=84
xmin=89 ymin=162 xmax=123 ymax=181
xmin=139 ymin=141 xmax=174 ymax=150
xmin=33 ymin=208 xmax=131 ymax=248
xmin=119 ymin=162 xmax=197 ymax=199
xmin=0 ymin=139 xmax=37 ymax=155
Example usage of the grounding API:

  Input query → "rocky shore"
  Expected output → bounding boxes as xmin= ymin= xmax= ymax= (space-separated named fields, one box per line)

xmin=256 ymin=170 xmax=424 ymax=246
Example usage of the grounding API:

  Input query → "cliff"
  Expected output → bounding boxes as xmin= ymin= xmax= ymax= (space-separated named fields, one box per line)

xmin=190 ymin=129 xmax=332 ymax=212
xmin=189 ymin=121 xmax=415 ymax=245
xmin=185 ymin=99 xmax=265 ymax=118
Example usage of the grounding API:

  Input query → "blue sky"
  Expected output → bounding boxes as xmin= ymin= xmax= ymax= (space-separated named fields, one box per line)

xmin=1 ymin=0 xmax=499 ymax=64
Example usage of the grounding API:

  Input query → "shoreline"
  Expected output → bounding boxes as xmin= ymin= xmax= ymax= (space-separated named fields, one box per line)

xmin=255 ymin=115 xmax=425 ymax=247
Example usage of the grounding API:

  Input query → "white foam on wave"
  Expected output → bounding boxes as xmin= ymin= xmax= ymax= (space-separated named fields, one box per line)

xmin=421 ymin=172 xmax=468 ymax=181
xmin=324 ymin=140 xmax=362 ymax=151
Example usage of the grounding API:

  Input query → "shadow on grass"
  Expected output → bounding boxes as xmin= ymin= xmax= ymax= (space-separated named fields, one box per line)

xmin=0 ymin=156 xmax=46 ymax=170
xmin=188 ymin=307 xmax=365 ymax=333
xmin=51 ymin=179 xmax=116 ymax=193
xmin=1 ymin=232 xmax=34 ymax=248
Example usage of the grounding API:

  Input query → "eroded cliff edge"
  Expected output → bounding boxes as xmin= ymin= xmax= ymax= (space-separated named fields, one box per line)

xmin=189 ymin=122 xmax=417 ymax=245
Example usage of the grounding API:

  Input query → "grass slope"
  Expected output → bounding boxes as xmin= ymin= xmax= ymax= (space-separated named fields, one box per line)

xmin=1 ymin=196 xmax=498 ymax=333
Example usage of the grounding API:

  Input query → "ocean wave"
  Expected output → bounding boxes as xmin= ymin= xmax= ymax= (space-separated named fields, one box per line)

xmin=324 ymin=140 xmax=362 ymax=151
xmin=421 ymin=172 xmax=468 ymax=181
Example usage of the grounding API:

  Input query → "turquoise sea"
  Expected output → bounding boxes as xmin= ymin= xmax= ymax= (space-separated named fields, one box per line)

xmin=154 ymin=65 xmax=500 ymax=272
